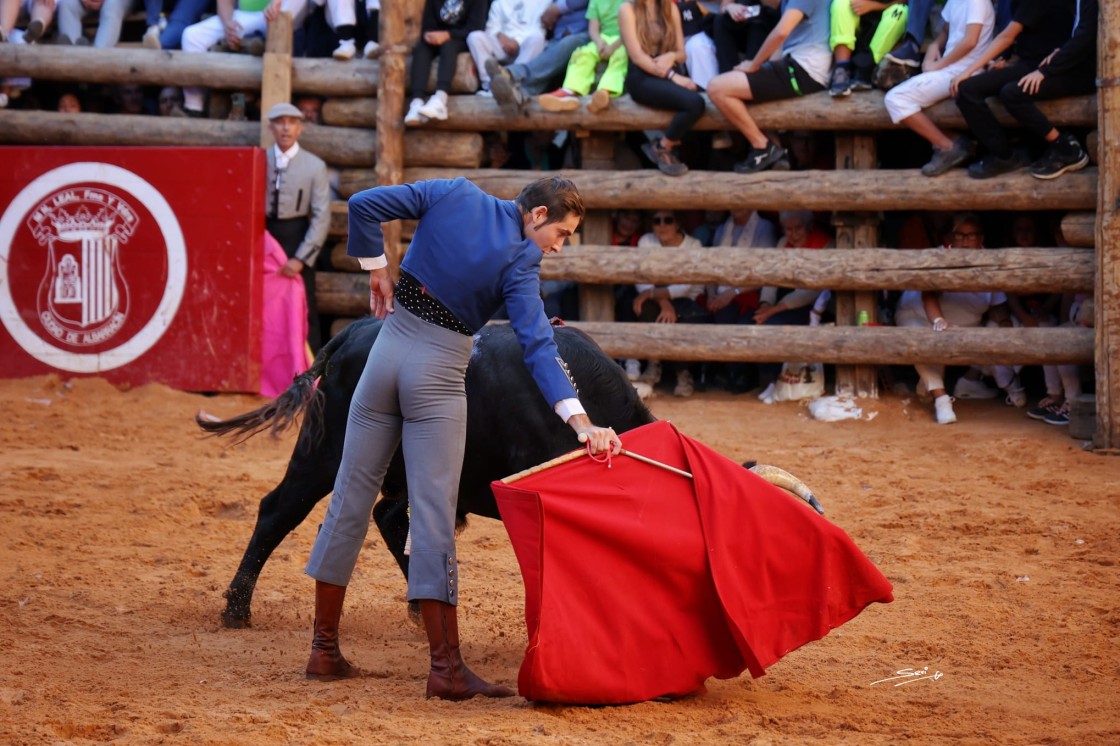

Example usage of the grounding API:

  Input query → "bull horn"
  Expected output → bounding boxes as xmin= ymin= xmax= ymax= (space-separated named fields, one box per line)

xmin=749 ymin=464 xmax=825 ymax=515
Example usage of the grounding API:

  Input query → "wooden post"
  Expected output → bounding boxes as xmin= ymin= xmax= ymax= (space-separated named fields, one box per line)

xmin=833 ymin=135 xmax=879 ymax=398
xmin=259 ymin=13 xmax=293 ymax=148
xmin=1095 ymin=2 xmax=1119 ymax=451
xmin=374 ymin=0 xmax=410 ymax=273
xmin=576 ymin=133 xmax=618 ymax=322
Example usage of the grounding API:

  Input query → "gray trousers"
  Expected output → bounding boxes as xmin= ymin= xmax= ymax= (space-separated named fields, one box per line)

xmin=305 ymin=305 xmax=473 ymax=604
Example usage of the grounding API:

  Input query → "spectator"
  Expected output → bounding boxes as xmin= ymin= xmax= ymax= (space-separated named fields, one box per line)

xmin=157 ymin=85 xmax=185 ymax=116
xmin=882 ymin=0 xmax=994 ymax=177
xmin=619 ymin=0 xmax=703 ymax=175
xmin=323 ymin=0 xmax=380 ymax=60
xmin=3 ymin=0 xmax=55 ymax=43
xmin=679 ymin=0 xmax=719 ymax=91
xmin=894 ymin=212 xmax=1010 ymax=424
xmin=827 ymin=0 xmax=908 ymax=97
xmin=749 ymin=209 xmax=830 ymax=403
xmin=57 ymin=0 xmax=132 ymax=47
xmin=952 ymin=0 xmax=1096 ymax=180
xmin=143 ymin=0 xmax=213 ymax=50
xmin=57 ymin=90 xmax=82 ymax=112
xmin=538 ymin=0 xmax=627 ymax=114
xmin=612 ymin=207 xmax=648 ymax=380
xmin=1027 ymin=291 xmax=1086 ymax=426
xmin=707 ymin=0 xmax=831 ymax=174
xmin=468 ymin=0 xmax=548 ymax=96
xmin=181 ymin=0 xmax=310 ymax=117
xmin=294 ymin=93 xmax=322 ymax=123
xmin=884 ymin=0 xmax=933 ymax=67
xmin=711 ymin=1 xmax=780 ymax=74
xmin=264 ymin=102 xmax=331 ymax=352
xmin=487 ymin=1 xmax=591 ymax=113
xmin=630 ymin=209 xmax=710 ymax=396
xmin=111 ymin=83 xmax=149 ymax=115
xmin=403 ymin=0 xmax=486 ymax=124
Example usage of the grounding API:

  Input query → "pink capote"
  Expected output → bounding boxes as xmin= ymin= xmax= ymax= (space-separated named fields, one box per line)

xmin=259 ymin=231 xmax=311 ymax=398
xmin=492 ymin=421 xmax=894 ymax=705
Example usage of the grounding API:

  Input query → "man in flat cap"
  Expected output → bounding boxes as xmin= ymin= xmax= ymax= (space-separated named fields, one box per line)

xmin=266 ymin=101 xmax=331 ymax=351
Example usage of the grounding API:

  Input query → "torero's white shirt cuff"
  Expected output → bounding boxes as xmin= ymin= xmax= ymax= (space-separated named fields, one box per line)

xmin=554 ymin=398 xmax=586 ymax=422
xmin=358 ymin=255 xmax=388 ymax=270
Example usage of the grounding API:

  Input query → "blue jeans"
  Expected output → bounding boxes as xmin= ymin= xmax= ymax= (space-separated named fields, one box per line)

xmin=904 ymin=0 xmax=932 ymax=42
xmin=507 ymin=32 xmax=590 ymax=96
xmin=160 ymin=0 xmax=213 ymax=49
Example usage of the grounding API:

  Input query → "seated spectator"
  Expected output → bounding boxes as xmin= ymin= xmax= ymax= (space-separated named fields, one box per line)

xmin=181 ymin=0 xmax=311 ymax=118
xmin=951 ymin=0 xmax=1096 ymax=180
xmin=157 ymin=85 xmax=185 ymax=116
xmin=141 ymin=0 xmax=213 ymax=50
xmin=882 ymin=0 xmax=994 ymax=177
xmin=404 ymin=0 xmax=487 ymax=124
xmin=707 ymin=0 xmax=831 ymax=174
xmin=827 ymin=0 xmax=907 ymax=97
xmin=1027 ymin=291 xmax=1088 ymax=426
xmin=57 ymin=0 xmax=133 ymax=47
xmin=894 ymin=212 xmax=1009 ymax=425
xmin=314 ymin=0 xmax=379 ymax=60
xmin=749 ymin=209 xmax=830 ymax=403
xmin=538 ymin=0 xmax=627 ymax=114
xmin=630 ymin=209 xmax=710 ymax=396
xmin=57 ymin=90 xmax=82 ymax=112
xmin=3 ymin=0 xmax=55 ymax=43
xmin=691 ymin=208 xmax=728 ymax=247
xmin=678 ymin=0 xmax=718 ymax=91
xmin=468 ymin=0 xmax=548 ymax=96
xmin=884 ymin=0 xmax=933 ymax=68
xmin=487 ymin=1 xmax=591 ymax=113
xmin=710 ymin=1 xmax=779 ymax=75
xmin=111 ymin=83 xmax=150 ymax=115
xmin=620 ymin=0 xmax=704 ymax=176
xmin=294 ymin=93 xmax=322 ymax=123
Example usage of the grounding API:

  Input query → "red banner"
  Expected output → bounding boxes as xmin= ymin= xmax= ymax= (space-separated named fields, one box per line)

xmin=0 ymin=147 xmax=266 ymax=391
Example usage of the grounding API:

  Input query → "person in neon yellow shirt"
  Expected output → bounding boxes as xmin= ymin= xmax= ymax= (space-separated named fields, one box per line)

xmin=539 ymin=0 xmax=628 ymax=114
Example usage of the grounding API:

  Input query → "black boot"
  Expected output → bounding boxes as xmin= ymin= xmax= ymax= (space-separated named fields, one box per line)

xmin=305 ymin=581 xmax=361 ymax=681
xmin=420 ymin=600 xmax=515 ymax=700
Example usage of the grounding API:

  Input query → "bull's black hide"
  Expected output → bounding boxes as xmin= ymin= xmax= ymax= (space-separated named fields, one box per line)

xmin=201 ymin=318 xmax=655 ymax=628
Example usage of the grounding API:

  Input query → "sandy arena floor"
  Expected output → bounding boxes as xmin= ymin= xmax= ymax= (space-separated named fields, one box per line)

xmin=1 ymin=374 xmax=1118 ymax=745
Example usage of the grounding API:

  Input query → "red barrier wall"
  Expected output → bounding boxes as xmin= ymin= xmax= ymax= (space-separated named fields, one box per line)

xmin=0 ymin=147 xmax=266 ymax=392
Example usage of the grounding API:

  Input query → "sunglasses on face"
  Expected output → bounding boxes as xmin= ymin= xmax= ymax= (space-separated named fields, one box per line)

xmin=651 ymin=216 xmax=675 ymax=225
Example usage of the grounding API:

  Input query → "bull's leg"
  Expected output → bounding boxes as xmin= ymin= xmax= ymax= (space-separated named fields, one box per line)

xmin=223 ymin=458 xmax=337 ymax=628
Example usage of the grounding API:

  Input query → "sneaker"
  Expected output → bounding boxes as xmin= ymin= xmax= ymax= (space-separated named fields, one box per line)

xmin=953 ymin=376 xmax=999 ymax=399
xmin=624 ymin=359 xmax=641 ymax=381
xmin=734 ymin=142 xmax=785 ymax=174
xmin=404 ymin=97 xmax=428 ymax=125
xmin=674 ymin=369 xmax=695 ymax=397
xmin=23 ymin=19 xmax=44 ymax=44
xmin=851 ymin=67 xmax=874 ymax=91
xmin=1027 ymin=398 xmax=1063 ymax=421
xmin=638 ymin=360 xmax=662 ymax=385
xmin=1042 ymin=400 xmax=1071 ymax=426
xmin=1004 ymin=384 xmax=1027 ymax=408
xmin=758 ymin=382 xmax=776 ymax=405
xmin=487 ymin=59 xmax=526 ymax=111
xmin=539 ymin=88 xmax=580 ymax=112
xmin=921 ymin=138 xmax=970 ymax=177
xmin=142 ymin=24 xmax=162 ymax=49
xmin=885 ymin=38 xmax=921 ymax=68
xmin=640 ymin=140 xmax=688 ymax=176
xmin=829 ymin=65 xmax=853 ymax=97
xmin=418 ymin=94 xmax=448 ymax=121
xmin=587 ymin=88 xmax=611 ymax=113
xmin=363 ymin=40 xmax=380 ymax=58
xmin=475 ymin=88 xmax=493 ymax=97
xmin=968 ymin=152 xmax=1026 ymax=179
xmin=934 ymin=394 xmax=957 ymax=425
xmin=1029 ymin=133 xmax=1089 ymax=180
xmin=333 ymin=38 xmax=357 ymax=61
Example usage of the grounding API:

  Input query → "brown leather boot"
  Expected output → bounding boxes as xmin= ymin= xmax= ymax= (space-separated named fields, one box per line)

xmin=420 ymin=599 xmax=515 ymax=700
xmin=305 ymin=580 xmax=361 ymax=681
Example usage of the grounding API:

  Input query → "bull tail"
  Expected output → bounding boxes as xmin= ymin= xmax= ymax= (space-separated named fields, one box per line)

xmin=195 ymin=334 xmax=342 ymax=443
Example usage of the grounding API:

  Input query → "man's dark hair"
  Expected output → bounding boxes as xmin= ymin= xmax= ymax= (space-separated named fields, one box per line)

xmin=515 ymin=176 xmax=585 ymax=226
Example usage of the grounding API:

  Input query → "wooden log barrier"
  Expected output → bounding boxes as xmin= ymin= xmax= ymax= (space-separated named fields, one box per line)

xmin=390 ymin=168 xmax=1098 ymax=212
xmin=321 ymin=91 xmax=1098 ymax=131
xmin=0 ymin=44 xmax=488 ymax=98
xmin=1061 ymin=211 xmax=1096 ymax=248
xmin=0 ymin=111 xmax=482 ymax=169
xmin=565 ymin=322 xmax=1094 ymax=366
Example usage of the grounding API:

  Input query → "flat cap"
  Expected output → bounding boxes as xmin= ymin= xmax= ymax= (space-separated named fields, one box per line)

xmin=267 ymin=102 xmax=304 ymax=121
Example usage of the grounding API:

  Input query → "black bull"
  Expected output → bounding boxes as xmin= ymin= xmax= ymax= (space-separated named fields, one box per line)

xmin=199 ymin=318 xmax=658 ymax=628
